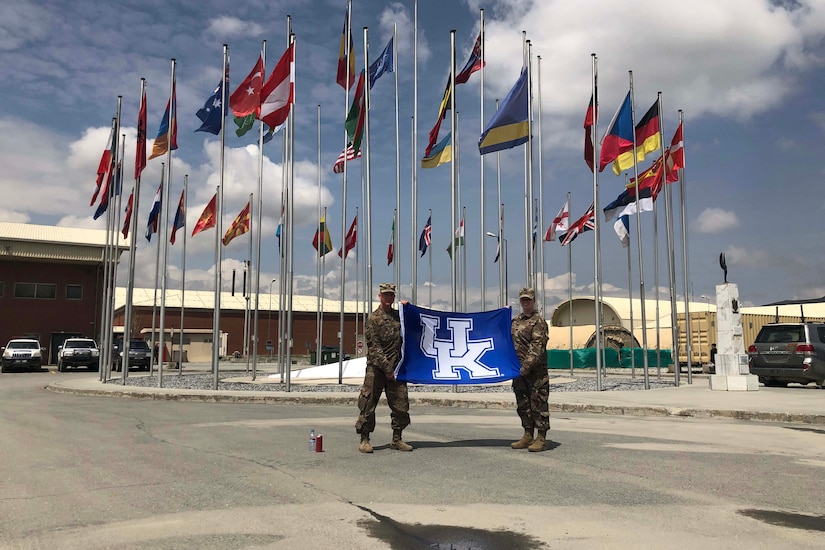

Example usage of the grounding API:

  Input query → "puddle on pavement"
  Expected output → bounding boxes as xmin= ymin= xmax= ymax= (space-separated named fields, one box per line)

xmin=355 ymin=504 xmax=545 ymax=549
xmin=738 ymin=509 xmax=825 ymax=532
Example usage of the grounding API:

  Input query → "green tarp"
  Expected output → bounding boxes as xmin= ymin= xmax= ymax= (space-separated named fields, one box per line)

xmin=547 ymin=348 xmax=673 ymax=369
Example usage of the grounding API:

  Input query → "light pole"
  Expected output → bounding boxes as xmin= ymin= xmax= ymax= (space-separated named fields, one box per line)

xmin=485 ymin=232 xmax=508 ymax=308
xmin=700 ymin=294 xmax=710 ymax=366
xmin=268 ymin=278 xmax=276 ymax=362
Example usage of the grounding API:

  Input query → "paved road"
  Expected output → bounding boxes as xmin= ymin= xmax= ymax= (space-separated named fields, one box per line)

xmin=1 ymin=371 xmax=824 ymax=549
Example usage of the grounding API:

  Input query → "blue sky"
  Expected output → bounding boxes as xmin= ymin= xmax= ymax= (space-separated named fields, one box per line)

xmin=3 ymin=0 xmax=825 ymax=312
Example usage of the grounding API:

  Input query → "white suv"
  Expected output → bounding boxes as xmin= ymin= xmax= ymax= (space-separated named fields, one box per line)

xmin=57 ymin=338 xmax=100 ymax=372
xmin=1 ymin=339 xmax=44 ymax=373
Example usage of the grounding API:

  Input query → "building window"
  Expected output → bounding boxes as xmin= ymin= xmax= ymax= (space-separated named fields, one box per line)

xmin=36 ymin=284 xmax=56 ymax=299
xmin=14 ymin=283 xmax=35 ymax=298
xmin=66 ymin=284 xmax=83 ymax=300
xmin=15 ymin=283 xmax=57 ymax=299
xmin=0 ymin=281 xmax=4 ymax=297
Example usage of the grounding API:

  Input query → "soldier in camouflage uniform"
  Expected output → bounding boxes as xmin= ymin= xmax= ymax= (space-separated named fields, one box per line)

xmin=355 ymin=283 xmax=413 ymax=453
xmin=510 ymin=287 xmax=550 ymax=452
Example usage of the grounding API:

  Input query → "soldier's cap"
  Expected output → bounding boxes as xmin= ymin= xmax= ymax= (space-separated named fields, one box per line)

xmin=379 ymin=282 xmax=396 ymax=294
xmin=518 ymin=287 xmax=535 ymax=300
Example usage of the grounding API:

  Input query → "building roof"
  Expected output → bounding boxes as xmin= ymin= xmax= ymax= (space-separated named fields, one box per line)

xmin=114 ymin=287 xmax=367 ymax=315
xmin=0 ymin=221 xmax=127 ymax=264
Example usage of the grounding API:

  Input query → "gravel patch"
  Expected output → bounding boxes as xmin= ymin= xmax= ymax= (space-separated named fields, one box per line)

xmin=105 ymin=373 xmax=677 ymax=392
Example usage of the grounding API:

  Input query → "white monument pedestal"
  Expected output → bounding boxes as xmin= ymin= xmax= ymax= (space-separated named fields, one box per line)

xmin=708 ymin=283 xmax=759 ymax=391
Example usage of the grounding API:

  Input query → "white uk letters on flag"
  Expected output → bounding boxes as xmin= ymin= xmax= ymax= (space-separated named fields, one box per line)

xmin=396 ymin=303 xmax=521 ymax=384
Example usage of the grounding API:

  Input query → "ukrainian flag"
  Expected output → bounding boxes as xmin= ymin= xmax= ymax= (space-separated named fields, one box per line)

xmin=421 ymin=133 xmax=452 ymax=169
xmin=478 ymin=67 xmax=529 ymax=155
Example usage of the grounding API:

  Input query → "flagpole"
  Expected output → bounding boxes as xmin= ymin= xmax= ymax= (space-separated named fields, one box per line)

xmin=212 ymin=45 xmax=228 ymax=390
xmin=316 ymin=105 xmax=323 ymax=367
xmin=660 ymin=93 xmax=682 ymax=384
xmin=628 ymin=70 xmax=650 ymax=389
xmin=157 ymin=58 xmax=176 ymax=388
xmin=462 ymin=207 xmax=467 ymax=310
xmin=178 ymin=174 xmax=187 ymax=376
xmin=653 ymin=164 xmax=662 ymax=378
xmin=285 ymin=32 xmax=296 ymax=391
xmin=245 ymin=197 xmax=254 ymax=373
xmin=591 ymin=53 xmax=604 ymax=391
xmin=276 ymin=18 xmax=292 ymax=383
xmin=522 ymin=34 xmax=532 ymax=289
xmin=496 ymin=99 xmax=504 ymax=309
xmin=103 ymin=114 xmax=120 ymax=381
xmin=107 ymin=132 xmax=125 ymax=380
xmin=99 ymin=114 xmax=118 ymax=381
xmin=363 ymin=26 xmax=374 ymax=323
xmin=537 ymin=54 xmax=547 ymax=314
xmin=567 ymin=192 xmax=573 ymax=376
xmin=338 ymin=2 xmax=351 ymax=386
xmin=479 ymin=8 xmax=486 ymax=310
xmin=393 ymin=22 xmax=401 ymax=298
xmin=243 ymin=262 xmax=250 ymax=372
xmin=449 ymin=29 xmax=457 ymax=312
xmin=149 ymin=166 xmax=164 ymax=377
xmin=104 ymin=123 xmax=120 ymax=380
xmin=411 ymin=0 xmax=419 ymax=304
xmin=678 ymin=111 xmax=693 ymax=379
xmin=456 ymin=111 xmax=464 ymax=311
xmin=319 ymin=207 xmax=328 ymax=368
xmin=121 ymin=81 xmax=144 ymax=383
xmin=624 ymin=176 xmax=636 ymax=380
xmin=250 ymin=39 xmax=267 ymax=381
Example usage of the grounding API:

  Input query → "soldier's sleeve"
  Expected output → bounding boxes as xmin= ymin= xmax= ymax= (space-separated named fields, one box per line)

xmin=525 ymin=317 xmax=549 ymax=368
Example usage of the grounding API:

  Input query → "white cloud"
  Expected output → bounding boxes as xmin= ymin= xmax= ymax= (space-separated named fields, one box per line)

xmin=205 ymin=16 xmax=264 ymax=39
xmin=694 ymin=208 xmax=739 ymax=233
xmin=480 ymin=0 xmax=818 ymax=124
xmin=378 ymin=2 xmax=432 ymax=65
xmin=724 ymin=245 xmax=767 ymax=267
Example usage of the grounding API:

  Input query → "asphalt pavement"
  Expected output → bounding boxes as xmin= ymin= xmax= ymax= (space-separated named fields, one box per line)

xmin=44 ymin=364 xmax=825 ymax=425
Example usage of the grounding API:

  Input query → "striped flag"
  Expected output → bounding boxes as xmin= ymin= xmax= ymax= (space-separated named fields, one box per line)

xmin=560 ymin=203 xmax=595 ymax=247
xmin=333 ymin=143 xmax=361 ymax=173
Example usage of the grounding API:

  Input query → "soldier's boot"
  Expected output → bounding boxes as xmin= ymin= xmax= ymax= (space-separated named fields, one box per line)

xmin=511 ymin=429 xmax=534 ymax=449
xmin=359 ymin=434 xmax=373 ymax=454
xmin=528 ymin=430 xmax=547 ymax=452
xmin=390 ymin=429 xmax=414 ymax=451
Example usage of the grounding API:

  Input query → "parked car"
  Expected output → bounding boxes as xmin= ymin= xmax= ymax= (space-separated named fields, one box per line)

xmin=57 ymin=338 xmax=99 ymax=372
xmin=1 ymin=339 xmax=44 ymax=373
xmin=113 ymin=338 xmax=152 ymax=371
xmin=747 ymin=323 xmax=825 ymax=387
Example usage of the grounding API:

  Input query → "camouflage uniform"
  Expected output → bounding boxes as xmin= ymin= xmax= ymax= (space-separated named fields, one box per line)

xmin=354 ymin=305 xmax=411 ymax=435
xmin=511 ymin=308 xmax=550 ymax=431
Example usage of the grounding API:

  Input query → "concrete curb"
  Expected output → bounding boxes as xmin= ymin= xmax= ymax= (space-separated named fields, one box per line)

xmin=45 ymin=383 xmax=825 ymax=424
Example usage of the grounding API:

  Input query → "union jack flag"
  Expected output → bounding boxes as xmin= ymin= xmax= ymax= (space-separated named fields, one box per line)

xmin=560 ymin=203 xmax=595 ymax=247
xmin=418 ymin=215 xmax=432 ymax=257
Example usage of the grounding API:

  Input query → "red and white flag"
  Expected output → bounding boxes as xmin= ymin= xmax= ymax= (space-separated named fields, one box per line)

xmin=229 ymin=53 xmax=264 ymax=118
xmin=665 ymin=121 xmax=684 ymax=183
xmin=544 ymin=199 xmax=569 ymax=242
xmin=260 ymin=43 xmax=295 ymax=130
xmin=338 ymin=214 xmax=357 ymax=258
xmin=333 ymin=143 xmax=362 ymax=173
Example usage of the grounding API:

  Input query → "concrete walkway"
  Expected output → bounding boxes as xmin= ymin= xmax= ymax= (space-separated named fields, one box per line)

xmin=44 ymin=366 xmax=825 ymax=425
